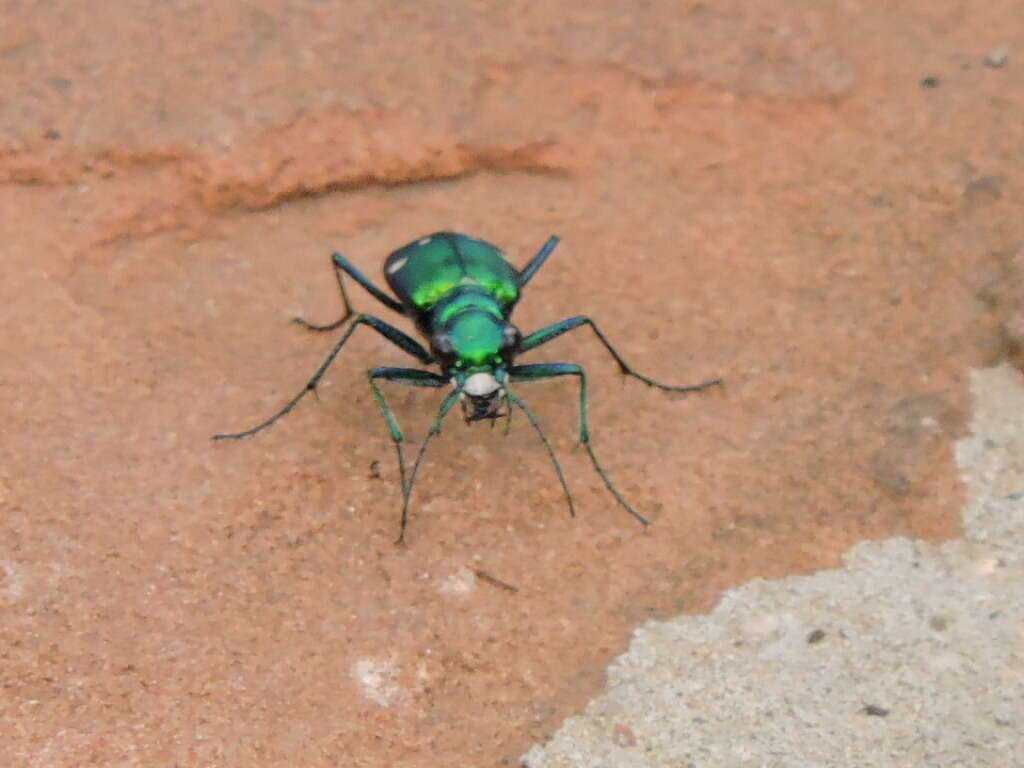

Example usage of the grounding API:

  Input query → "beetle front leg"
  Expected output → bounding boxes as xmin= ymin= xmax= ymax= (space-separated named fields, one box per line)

xmin=509 ymin=362 xmax=649 ymax=526
xmin=366 ymin=366 xmax=448 ymax=543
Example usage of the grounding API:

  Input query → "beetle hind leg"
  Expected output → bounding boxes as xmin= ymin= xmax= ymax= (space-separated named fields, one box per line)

xmin=294 ymin=252 xmax=406 ymax=332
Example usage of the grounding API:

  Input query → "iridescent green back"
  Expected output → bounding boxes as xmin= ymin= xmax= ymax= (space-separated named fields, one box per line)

xmin=383 ymin=233 xmax=520 ymax=314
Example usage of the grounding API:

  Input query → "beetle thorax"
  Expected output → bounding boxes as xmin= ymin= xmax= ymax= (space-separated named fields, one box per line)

xmin=431 ymin=308 xmax=521 ymax=374
xmin=425 ymin=286 xmax=521 ymax=422
xmin=436 ymin=311 xmax=519 ymax=422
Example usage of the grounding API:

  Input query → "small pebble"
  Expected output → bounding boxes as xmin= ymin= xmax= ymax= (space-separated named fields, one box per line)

xmin=985 ymin=46 xmax=1009 ymax=68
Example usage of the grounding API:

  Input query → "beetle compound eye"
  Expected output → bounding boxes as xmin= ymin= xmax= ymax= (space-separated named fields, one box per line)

xmin=433 ymin=333 xmax=455 ymax=356
xmin=500 ymin=325 xmax=521 ymax=351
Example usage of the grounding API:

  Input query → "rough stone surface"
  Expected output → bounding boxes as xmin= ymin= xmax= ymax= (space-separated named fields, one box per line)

xmin=524 ymin=365 xmax=1024 ymax=767
xmin=0 ymin=2 xmax=1021 ymax=766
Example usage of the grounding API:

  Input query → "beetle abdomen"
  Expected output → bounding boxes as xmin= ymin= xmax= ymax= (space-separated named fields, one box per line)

xmin=384 ymin=232 xmax=520 ymax=313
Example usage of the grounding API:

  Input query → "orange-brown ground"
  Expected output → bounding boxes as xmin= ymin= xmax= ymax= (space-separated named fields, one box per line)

xmin=1 ymin=3 xmax=1021 ymax=766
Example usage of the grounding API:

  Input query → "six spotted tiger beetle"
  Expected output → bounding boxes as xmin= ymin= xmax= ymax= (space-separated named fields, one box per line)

xmin=213 ymin=233 xmax=721 ymax=543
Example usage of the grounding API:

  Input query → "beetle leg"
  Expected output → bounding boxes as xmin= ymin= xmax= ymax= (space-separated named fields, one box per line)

xmin=504 ymin=391 xmax=575 ymax=519
xmin=294 ymin=252 xmax=405 ymax=332
xmin=510 ymin=362 xmax=649 ymax=526
xmin=399 ymin=389 xmax=460 ymax=544
xmin=517 ymin=235 xmax=560 ymax=287
xmin=212 ymin=315 xmax=434 ymax=440
xmin=519 ymin=315 xmax=721 ymax=393
xmin=366 ymin=367 xmax=448 ymax=543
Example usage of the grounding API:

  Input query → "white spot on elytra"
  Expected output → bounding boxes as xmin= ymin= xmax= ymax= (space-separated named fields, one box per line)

xmin=387 ymin=256 xmax=408 ymax=274
xmin=417 ymin=236 xmax=432 ymax=245
xmin=464 ymin=372 xmax=500 ymax=396
xmin=350 ymin=657 xmax=401 ymax=707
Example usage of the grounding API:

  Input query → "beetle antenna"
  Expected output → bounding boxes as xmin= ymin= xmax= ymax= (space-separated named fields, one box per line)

xmin=398 ymin=390 xmax=460 ymax=544
xmin=508 ymin=393 xmax=575 ymax=519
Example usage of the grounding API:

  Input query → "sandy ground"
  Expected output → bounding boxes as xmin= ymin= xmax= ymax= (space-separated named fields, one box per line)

xmin=1 ymin=2 xmax=1022 ymax=766
xmin=524 ymin=365 xmax=1024 ymax=766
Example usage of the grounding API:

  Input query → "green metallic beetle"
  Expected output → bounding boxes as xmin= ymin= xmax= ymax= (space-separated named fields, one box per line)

xmin=214 ymin=232 xmax=720 ymax=543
